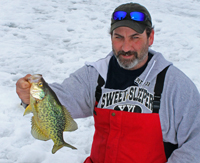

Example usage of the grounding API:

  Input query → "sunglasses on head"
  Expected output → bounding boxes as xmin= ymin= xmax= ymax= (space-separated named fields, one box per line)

xmin=113 ymin=11 xmax=151 ymax=23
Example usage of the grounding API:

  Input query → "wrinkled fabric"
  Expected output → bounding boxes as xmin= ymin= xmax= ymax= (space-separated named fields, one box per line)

xmin=85 ymin=108 xmax=166 ymax=163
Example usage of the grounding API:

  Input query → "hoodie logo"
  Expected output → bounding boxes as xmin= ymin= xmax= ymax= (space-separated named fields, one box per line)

xmin=100 ymin=86 xmax=154 ymax=111
xmin=134 ymin=77 xmax=150 ymax=86
xmin=114 ymin=104 xmax=142 ymax=113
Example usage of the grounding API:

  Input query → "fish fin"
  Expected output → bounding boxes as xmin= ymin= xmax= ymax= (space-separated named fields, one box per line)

xmin=23 ymin=104 xmax=32 ymax=116
xmin=31 ymin=116 xmax=50 ymax=141
xmin=52 ymin=142 xmax=77 ymax=154
xmin=62 ymin=106 xmax=78 ymax=131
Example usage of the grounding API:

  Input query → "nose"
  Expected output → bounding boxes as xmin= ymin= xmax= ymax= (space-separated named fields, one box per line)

xmin=122 ymin=40 xmax=132 ymax=52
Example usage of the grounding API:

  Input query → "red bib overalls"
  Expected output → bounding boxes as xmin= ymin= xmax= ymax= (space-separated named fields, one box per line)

xmin=84 ymin=107 xmax=166 ymax=163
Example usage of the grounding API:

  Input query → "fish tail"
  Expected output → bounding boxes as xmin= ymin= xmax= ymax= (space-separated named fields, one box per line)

xmin=52 ymin=142 xmax=77 ymax=154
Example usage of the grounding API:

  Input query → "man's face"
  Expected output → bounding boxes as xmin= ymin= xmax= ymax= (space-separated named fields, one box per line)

xmin=111 ymin=26 xmax=154 ymax=70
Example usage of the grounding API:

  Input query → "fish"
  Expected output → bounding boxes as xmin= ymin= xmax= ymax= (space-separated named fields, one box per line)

xmin=23 ymin=74 xmax=78 ymax=154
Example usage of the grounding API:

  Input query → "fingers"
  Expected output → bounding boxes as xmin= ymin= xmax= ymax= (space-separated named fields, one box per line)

xmin=16 ymin=74 xmax=32 ymax=104
xmin=17 ymin=74 xmax=32 ymax=89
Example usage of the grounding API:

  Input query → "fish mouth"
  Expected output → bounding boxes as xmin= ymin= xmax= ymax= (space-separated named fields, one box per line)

xmin=28 ymin=74 xmax=42 ymax=83
xmin=29 ymin=74 xmax=45 ymax=100
xmin=30 ymin=84 xmax=45 ymax=100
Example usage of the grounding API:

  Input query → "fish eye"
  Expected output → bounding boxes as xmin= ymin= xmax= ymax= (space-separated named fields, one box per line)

xmin=38 ymin=82 xmax=43 ymax=87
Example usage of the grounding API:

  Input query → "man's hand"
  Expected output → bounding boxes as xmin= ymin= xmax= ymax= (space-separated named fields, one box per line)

xmin=16 ymin=74 xmax=32 ymax=104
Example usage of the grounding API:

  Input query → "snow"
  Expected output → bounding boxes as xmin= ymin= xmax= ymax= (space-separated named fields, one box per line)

xmin=0 ymin=0 xmax=200 ymax=162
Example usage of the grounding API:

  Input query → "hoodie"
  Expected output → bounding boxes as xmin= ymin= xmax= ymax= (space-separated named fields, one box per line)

xmin=50 ymin=49 xmax=200 ymax=163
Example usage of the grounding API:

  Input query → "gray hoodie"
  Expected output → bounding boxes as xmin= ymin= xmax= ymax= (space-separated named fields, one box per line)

xmin=50 ymin=49 xmax=200 ymax=163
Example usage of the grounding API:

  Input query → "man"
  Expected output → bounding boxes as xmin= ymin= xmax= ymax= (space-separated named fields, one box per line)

xmin=16 ymin=3 xmax=200 ymax=163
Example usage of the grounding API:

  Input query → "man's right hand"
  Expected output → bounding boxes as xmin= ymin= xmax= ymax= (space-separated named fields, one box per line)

xmin=16 ymin=74 xmax=32 ymax=104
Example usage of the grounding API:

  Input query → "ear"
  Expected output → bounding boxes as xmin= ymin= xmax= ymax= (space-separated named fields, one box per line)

xmin=148 ymin=29 xmax=154 ymax=46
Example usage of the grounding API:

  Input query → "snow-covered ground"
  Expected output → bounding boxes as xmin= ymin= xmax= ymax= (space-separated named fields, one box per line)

xmin=0 ymin=0 xmax=200 ymax=162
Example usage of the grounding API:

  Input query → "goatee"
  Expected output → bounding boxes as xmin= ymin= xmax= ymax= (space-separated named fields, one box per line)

xmin=114 ymin=50 xmax=139 ymax=70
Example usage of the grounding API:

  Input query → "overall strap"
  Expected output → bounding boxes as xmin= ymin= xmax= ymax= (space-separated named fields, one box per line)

xmin=95 ymin=75 xmax=105 ymax=103
xmin=94 ymin=75 xmax=104 ymax=115
xmin=153 ymin=66 xmax=178 ymax=159
xmin=153 ymin=66 xmax=170 ymax=113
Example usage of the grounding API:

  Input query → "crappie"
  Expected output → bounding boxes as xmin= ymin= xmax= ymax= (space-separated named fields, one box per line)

xmin=23 ymin=74 xmax=78 ymax=154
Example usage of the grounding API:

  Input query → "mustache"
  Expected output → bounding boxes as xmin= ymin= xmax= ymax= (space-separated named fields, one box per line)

xmin=117 ymin=50 xmax=138 ymax=58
